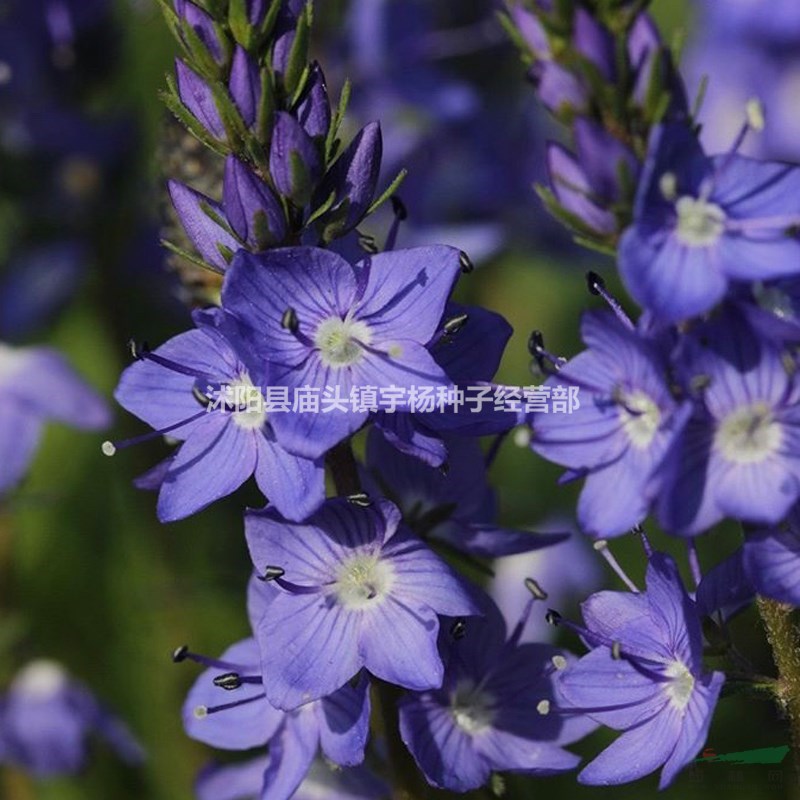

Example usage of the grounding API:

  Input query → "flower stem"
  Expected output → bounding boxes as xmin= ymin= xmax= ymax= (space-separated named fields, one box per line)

xmin=757 ymin=597 xmax=800 ymax=770
xmin=326 ymin=439 xmax=427 ymax=800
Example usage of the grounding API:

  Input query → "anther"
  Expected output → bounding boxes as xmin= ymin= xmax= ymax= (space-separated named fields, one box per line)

xmin=611 ymin=641 xmax=622 ymax=660
xmin=746 ymin=97 xmax=765 ymax=132
xmin=128 ymin=339 xmax=149 ymax=360
xmin=593 ymin=539 xmax=639 ymax=592
xmin=258 ymin=565 xmax=285 ymax=582
xmin=101 ymin=441 xmax=116 ymax=457
xmin=193 ymin=705 xmax=208 ymax=719
xmin=172 ymin=645 xmax=189 ymax=663
xmin=659 ymin=172 xmax=677 ymax=202
xmin=450 ymin=618 xmax=467 ymax=640
xmin=545 ymin=609 xmax=561 ymax=627
xmin=391 ymin=196 xmax=407 ymax=220
xmin=551 ymin=655 xmax=567 ymax=670
xmin=213 ymin=672 xmax=242 ymax=691
xmin=585 ymin=271 xmax=634 ymax=330
xmin=281 ymin=307 xmax=299 ymax=333
xmin=346 ymin=492 xmax=372 ymax=508
xmin=358 ymin=232 xmax=379 ymax=254
xmin=443 ymin=313 xmax=469 ymax=337
xmin=536 ymin=699 xmax=551 ymax=715
xmin=524 ymin=577 xmax=548 ymax=601
xmin=459 ymin=251 xmax=474 ymax=274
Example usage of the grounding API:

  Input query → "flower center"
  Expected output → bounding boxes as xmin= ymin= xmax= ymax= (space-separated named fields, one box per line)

xmin=618 ymin=390 xmax=661 ymax=449
xmin=334 ymin=553 xmax=394 ymax=611
xmin=715 ymin=401 xmax=782 ymax=464
xmin=674 ymin=195 xmax=727 ymax=247
xmin=450 ymin=679 xmax=496 ymax=734
xmin=13 ymin=660 xmax=68 ymax=699
xmin=219 ymin=373 xmax=267 ymax=430
xmin=314 ymin=315 xmax=372 ymax=368
xmin=664 ymin=660 xmax=695 ymax=711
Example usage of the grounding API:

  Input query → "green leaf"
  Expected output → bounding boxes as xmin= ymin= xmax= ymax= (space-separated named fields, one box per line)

xmin=161 ymin=239 xmax=225 ymax=274
xmin=325 ymin=78 xmax=351 ymax=162
xmin=365 ymin=169 xmax=407 ymax=217
xmin=228 ymin=0 xmax=253 ymax=49
xmin=281 ymin=1 xmax=312 ymax=98
xmin=305 ymin=189 xmax=338 ymax=226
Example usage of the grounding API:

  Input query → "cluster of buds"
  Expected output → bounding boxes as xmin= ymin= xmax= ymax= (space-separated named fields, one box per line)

xmin=502 ymin=0 xmax=687 ymax=251
xmin=159 ymin=0 xmax=403 ymax=297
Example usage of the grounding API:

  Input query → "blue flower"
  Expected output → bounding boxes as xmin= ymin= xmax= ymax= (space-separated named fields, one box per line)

xmin=0 ymin=660 xmax=144 ymax=778
xmin=245 ymin=497 xmax=480 ymax=709
xmin=557 ymin=552 xmax=725 ymax=789
xmin=112 ymin=308 xmax=324 ymax=522
xmin=743 ymin=504 xmax=800 ymax=606
xmin=531 ymin=310 xmax=689 ymax=538
xmin=221 ymin=245 xmax=461 ymax=459
xmin=398 ymin=598 xmax=590 ymax=792
xmin=619 ymin=122 xmax=800 ymax=323
xmin=0 ymin=342 xmax=109 ymax=494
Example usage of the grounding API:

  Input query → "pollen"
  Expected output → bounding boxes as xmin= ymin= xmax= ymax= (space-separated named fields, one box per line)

xmin=450 ymin=679 xmax=496 ymax=734
xmin=674 ymin=195 xmax=727 ymax=247
xmin=315 ymin=314 xmax=373 ymax=368
xmin=664 ymin=660 xmax=695 ymax=711
xmin=618 ymin=390 xmax=661 ymax=449
xmin=715 ymin=401 xmax=782 ymax=464
xmin=334 ymin=553 xmax=395 ymax=611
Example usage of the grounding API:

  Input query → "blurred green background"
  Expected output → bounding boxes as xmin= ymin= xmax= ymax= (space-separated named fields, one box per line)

xmin=2 ymin=1 xmax=798 ymax=799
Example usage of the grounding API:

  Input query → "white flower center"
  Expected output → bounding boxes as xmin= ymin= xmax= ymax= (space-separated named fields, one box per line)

xmin=314 ymin=315 xmax=372 ymax=368
xmin=618 ymin=390 xmax=661 ymax=449
xmin=12 ymin=660 xmax=68 ymax=699
xmin=715 ymin=401 xmax=782 ymax=464
xmin=450 ymin=679 xmax=496 ymax=734
xmin=674 ymin=195 xmax=727 ymax=247
xmin=333 ymin=553 xmax=394 ymax=611
xmin=664 ymin=660 xmax=695 ymax=711
xmin=220 ymin=373 xmax=267 ymax=430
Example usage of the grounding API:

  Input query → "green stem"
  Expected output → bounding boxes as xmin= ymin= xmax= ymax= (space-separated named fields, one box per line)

xmin=757 ymin=597 xmax=800 ymax=770
xmin=326 ymin=440 xmax=426 ymax=800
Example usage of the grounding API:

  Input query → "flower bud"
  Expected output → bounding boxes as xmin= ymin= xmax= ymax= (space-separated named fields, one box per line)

xmin=223 ymin=157 xmax=287 ymax=248
xmin=269 ymin=111 xmax=322 ymax=205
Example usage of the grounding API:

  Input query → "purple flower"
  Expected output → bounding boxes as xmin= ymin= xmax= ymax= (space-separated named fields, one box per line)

xmin=221 ymin=245 xmax=460 ymax=459
xmin=398 ymin=598 xmax=588 ymax=792
xmin=182 ymin=631 xmax=371 ymax=800
xmin=0 ymin=343 xmax=109 ymax=494
xmin=0 ymin=660 xmax=144 ymax=778
xmin=295 ymin=63 xmax=332 ymax=140
xmin=173 ymin=0 xmax=224 ymax=64
xmin=195 ymin=757 xmax=387 ymax=800
xmin=112 ymin=309 xmax=324 ymax=522
xmin=531 ymin=311 xmax=689 ymax=538
xmin=658 ymin=324 xmax=800 ymax=535
xmin=557 ymin=552 xmax=725 ymax=788
xmin=245 ymin=497 xmax=480 ymax=709
xmin=363 ymin=427 xmax=567 ymax=558
xmin=619 ymin=122 xmax=800 ymax=323
xmin=743 ymin=504 xmax=800 ymax=606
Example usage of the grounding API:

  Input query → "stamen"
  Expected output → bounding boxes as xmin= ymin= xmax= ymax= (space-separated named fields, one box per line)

xmin=611 ymin=641 xmax=622 ymax=660
xmin=258 ymin=566 xmax=285 ymax=582
xmin=172 ymin=645 xmax=189 ymax=663
xmin=632 ymin=524 xmax=653 ymax=557
xmin=101 ymin=409 xmax=209 ymax=456
xmin=172 ymin=647 xmax=249 ymax=672
xmin=129 ymin=341 xmax=218 ymax=384
xmin=357 ymin=231 xmax=379 ymax=254
xmin=585 ymin=271 xmax=634 ymax=330
xmin=385 ymin=196 xmax=407 ymax=252
xmin=551 ymin=655 xmax=567 ymax=670
xmin=659 ymin=172 xmax=677 ymax=202
xmin=459 ymin=251 xmax=474 ymax=274
xmin=524 ymin=577 xmax=548 ymax=600
xmin=213 ymin=672 xmax=242 ymax=691
xmin=443 ymin=313 xmax=469 ymax=337
xmin=450 ymin=618 xmax=467 ymax=640
xmin=686 ymin=540 xmax=702 ymax=590
xmin=281 ymin=307 xmax=299 ymax=334
xmin=593 ymin=540 xmax=639 ymax=592
xmin=536 ymin=699 xmax=551 ymax=715
xmin=198 ymin=692 xmax=267 ymax=717
xmin=346 ymin=492 xmax=372 ymax=508
xmin=528 ymin=330 xmax=566 ymax=375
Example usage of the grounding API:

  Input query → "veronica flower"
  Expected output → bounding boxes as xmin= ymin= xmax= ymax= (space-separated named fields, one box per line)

xmin=556 ymin=552 xmax=725 ymax=788
xmin=0 ymin=660 xmax=144 ymax=778
xmin=619 ymin=120 xmax=800 ymax=323
xmin=222 ymin=245 xmax=461 ymax=459
xmin=363 ymin=427 xmax=566 ymax=559
xmin=195 ymin=757 xmax=387 ymax=800
xmin=398 ymin=597 xmax=590 ymax=792
xmin=743 ymin=504 xmax=800 ymax=606
xmin=111 ymin=308 xmax=324 ymax=522
xmin=181 ymin=630 xmax=370 ymax=800
xmin=658 ymin=321 xmax=800 ymax=535
xmin=0 ymin=342 xmax=109 ymax=494
xmin=531 ymin=310 xmax=689 ymax=538
xmin=245 ymin=497 xmax=480 ymax=709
